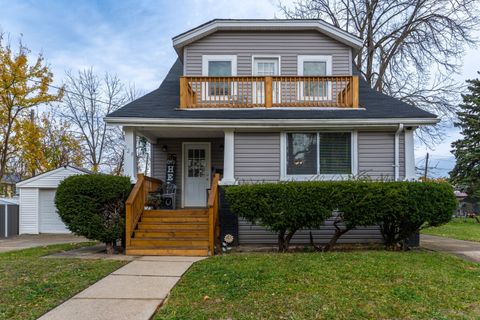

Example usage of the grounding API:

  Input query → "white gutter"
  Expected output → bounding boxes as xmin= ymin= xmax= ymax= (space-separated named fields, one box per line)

xmin=394 ymin=123 xmax=404 ymax=181
xmin=104 ymin=117 xmax=439 ymax=128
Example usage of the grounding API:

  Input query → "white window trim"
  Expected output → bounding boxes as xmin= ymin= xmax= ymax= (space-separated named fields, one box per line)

xmin=202 ymin=55 xmax=237 ymax=101
xmin=251 ymin=55 xmax=281 ymax=105
xmin=297 ymin=55 xmax=333 ymax=101
xmin=280 ymin=130 xmax=357 ymax=181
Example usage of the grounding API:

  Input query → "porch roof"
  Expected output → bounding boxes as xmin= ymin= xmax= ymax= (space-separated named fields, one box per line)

xmin=105 ymin=59 xmax=437 ymax=123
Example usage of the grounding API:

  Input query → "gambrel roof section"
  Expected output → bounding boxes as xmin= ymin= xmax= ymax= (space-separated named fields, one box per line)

xmin=172 ymin=19 xmax=364 ymax=58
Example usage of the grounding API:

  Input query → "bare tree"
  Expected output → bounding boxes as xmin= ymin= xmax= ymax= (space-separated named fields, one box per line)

xmin=57 ymin=69 xmax=127 ymax=172
xmin=280 ymin=0 xmax=479 ymax=145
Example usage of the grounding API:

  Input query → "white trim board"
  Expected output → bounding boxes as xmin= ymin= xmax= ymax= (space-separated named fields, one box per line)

xmin=105 ymin=117 xmax=440 ymax=127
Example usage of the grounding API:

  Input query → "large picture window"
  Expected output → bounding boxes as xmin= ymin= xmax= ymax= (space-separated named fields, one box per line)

xmin=285 ymin=132 xmax=352 ymax=176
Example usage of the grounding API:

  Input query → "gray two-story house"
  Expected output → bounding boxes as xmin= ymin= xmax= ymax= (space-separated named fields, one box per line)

xmin=106 ymin=19 xmax=438 ymax=256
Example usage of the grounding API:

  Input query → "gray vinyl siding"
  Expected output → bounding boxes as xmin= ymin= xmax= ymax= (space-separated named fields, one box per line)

xmin=234 ymin=132 xmax=281 ymax=182
xmin=399 ymin=133 xmax=405 ymax=180
xmin=358 ymin=132 xmax=395 ymax=180
xmin=151 ymin=138 xmax=224 ymax=208
xmin=184 ymin=31 xmax=352 ymax=76
xmin=238 ymin=217 xmax=382 ymax=244
xmin=231 ymin=130 xmax=404 ymax=245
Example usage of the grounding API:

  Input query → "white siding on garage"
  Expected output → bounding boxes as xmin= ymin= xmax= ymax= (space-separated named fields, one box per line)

xmin=39 ymin=189 xmax=69 ymax=233
xmin=17 ymin=166 xmax=88 ymax=234
xmin=19 ymin=188 xmax=39 ymax=234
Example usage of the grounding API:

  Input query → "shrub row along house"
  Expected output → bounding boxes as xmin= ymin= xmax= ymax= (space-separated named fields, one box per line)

xmin=105 ymin=19 xmax=439 ymax=255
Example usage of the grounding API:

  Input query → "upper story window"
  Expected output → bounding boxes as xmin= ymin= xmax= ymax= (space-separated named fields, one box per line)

xmin=297 ymin=55 xmax=332 ymax=100
xmin=202 ymin=55 xmax=237 ymax=97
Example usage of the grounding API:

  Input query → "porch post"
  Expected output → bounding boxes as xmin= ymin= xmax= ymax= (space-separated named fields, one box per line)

xmin=404 ymin=127 xmax=416 ymax=180
xmin=220 ymin=129 xmax=236 ymax=185
xmin=123 ymin=127 xmax=138 ymax=182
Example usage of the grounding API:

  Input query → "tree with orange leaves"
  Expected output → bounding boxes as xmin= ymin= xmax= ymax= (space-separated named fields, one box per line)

xmin=0 ymin=35 xmax=63 ymax=181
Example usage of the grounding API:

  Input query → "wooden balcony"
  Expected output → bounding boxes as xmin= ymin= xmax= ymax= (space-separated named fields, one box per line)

xmin=179 ymin=75 xmax=359 ymax=109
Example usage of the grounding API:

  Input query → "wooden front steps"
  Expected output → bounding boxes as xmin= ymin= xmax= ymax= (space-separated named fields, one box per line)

xmin=126 ymin=209 xmax=210 ymax=256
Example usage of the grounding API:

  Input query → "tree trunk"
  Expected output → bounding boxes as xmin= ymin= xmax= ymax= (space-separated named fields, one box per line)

xmin=105 ymin=242 xmax=115 ymax=254
xmin=283 ymin=230 xmax=296 ymax=252
xmin=278 ymin=230 xmax=286 ymax=252
xmin=323 ymin=222 xmax=352 ymax=252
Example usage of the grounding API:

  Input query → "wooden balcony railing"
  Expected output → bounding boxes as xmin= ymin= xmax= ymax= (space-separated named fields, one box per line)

xmin=180 ymin=75 xmax=359 ymax=109
xmin=125 ymin=174 xmax=162 ymax=247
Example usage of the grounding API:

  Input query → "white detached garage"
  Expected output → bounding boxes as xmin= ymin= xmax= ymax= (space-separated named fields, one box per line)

xmin=17 ymin=166 xmax=89 ymax=234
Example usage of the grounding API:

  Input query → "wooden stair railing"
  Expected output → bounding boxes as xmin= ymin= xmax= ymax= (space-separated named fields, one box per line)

xmin=125 ymin=173 xmax=162 ymax=247
xmin=207 ymin=173 xmax=221 ymax=255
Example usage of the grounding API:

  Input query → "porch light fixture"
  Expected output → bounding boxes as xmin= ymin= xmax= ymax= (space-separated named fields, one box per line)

xmin=162 ymin=145 xmax=168 ymax=152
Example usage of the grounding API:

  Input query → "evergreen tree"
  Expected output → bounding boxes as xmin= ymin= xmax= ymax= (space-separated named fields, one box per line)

xmin=450 ymin=74 xmax=480 ymax=197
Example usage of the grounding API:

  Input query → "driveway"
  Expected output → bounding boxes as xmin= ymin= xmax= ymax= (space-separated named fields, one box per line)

xmin=0 ymin=234 xmax=89 ymax=253
xmin=421 ymin=234 xmax=480 ymax=263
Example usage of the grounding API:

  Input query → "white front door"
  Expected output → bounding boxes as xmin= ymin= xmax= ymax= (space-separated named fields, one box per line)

xmin=253 ymin=57 xmax=280 ymax=104
xmin=183 ymin=143 xmax=211 ymax=207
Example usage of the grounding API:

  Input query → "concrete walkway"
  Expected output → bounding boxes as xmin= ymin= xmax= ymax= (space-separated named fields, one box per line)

xmin=421 ymin=234 xmax=480 ymax=263
xmin=0 ymin=234 xmax=89 ymax=253
xmin=38 ymin=256 xmax=206 ymax=320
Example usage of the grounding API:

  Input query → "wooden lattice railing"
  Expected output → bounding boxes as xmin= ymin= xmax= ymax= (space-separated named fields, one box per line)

xmin=207 ymin=173 xmax=221 ymax=255
xmin=180 ymin=75 xmax=359 ymax=109
xmin=125 ymin=174 xmax=162 ymax=247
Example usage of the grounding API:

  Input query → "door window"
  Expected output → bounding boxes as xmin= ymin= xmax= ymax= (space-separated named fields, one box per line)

xmin=187 ymin=149 xmax=206 ymax=177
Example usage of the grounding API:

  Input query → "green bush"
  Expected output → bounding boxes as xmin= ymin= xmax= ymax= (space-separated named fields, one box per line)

xmin=225 ymin=181 xmax=456 ymax=251
xmin=55 ymin=174 xmax=132 ymax=253
xmin=377 ymin=181 xmax=457 ymax=248
xmin=225 ymin=182 xmax=339 ymax=251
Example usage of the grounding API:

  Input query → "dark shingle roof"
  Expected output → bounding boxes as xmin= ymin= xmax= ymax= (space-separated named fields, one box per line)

xmin=106 ymin=59 xmax=436 ymax=120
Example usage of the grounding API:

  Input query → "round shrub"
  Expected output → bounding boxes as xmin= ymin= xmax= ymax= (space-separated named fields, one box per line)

xmin=55 ymin=174 xmax=132 ymax=253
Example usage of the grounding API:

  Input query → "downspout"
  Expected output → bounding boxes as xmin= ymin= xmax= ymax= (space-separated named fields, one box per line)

xmin=394 ymin=123 xmax=404 ymax=181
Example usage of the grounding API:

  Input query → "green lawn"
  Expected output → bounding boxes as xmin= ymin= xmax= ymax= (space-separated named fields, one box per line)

xmin=0 ymin=243 xmax=127 ymax=320
xmin=156 ymin=251 xmax=480 ymax=320
xmin=422 ymin=218 xmax=480 ymax=242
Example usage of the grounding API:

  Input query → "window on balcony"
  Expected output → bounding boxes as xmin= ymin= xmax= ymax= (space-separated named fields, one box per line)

xmin=283 ymin=132 xmax=352 ymax=178
xmin=297 ymin=55 xmax=332 ymax=101
xmin=202 ymin=55 xmax=237 ymax=99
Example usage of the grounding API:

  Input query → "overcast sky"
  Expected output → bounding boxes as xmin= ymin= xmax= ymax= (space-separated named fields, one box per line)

xmin=1 ymin=0 xmax=479 ymax=177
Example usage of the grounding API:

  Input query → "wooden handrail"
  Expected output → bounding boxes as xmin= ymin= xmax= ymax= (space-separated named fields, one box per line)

xmin=179 ymin=75 xmax=359 ymax=109
xmin=125 ymin=174 xmax=162 ymax=247
xmin=207 ymin=173 xmax=221 ymax=255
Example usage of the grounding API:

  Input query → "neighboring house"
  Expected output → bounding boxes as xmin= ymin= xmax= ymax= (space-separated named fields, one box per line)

xmin=16 ymin=166 xmax=90 ymax=234
xmin=105 ymin=19 xmax=438 ymax=255
xmin=0 ymin=173 xmax=21 ymax=198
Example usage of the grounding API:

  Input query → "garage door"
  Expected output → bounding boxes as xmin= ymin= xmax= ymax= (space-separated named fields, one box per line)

xmin=39 ymin=189 xmax=70 ymax=233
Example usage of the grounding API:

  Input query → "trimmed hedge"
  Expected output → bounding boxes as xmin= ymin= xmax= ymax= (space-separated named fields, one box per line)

xmin=55 ymin=174 xmax=132 ymax=253
xmin=225 ymin=181 xmax=456 ymax=251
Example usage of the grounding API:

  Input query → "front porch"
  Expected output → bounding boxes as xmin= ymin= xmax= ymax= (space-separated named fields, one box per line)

xmin=123 ymin=127 xmax=230 ymax=256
